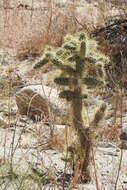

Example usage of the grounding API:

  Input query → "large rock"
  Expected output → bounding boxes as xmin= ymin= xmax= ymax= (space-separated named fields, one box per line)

xmin=16 ymin=85 xmax=66 ymax=120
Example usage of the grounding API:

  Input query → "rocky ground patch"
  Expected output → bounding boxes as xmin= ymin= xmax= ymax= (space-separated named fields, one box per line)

xmin=0 ymin=52 xmax=127 ymax=189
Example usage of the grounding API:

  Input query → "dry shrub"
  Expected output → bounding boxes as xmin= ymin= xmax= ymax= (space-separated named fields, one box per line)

xmin=16 ymin=4 xmax=79 ymax=61
xmin=17 ymin=32 xmax=45 ymax=61
xmin=99 ymin=123 xmax=121 ymax=142
xmin=1 ymin=0 xmax=125 ymax=58
xmin=51 ymin=133 xmax=65 ymax=152
xmin=51 ymin=125 xmax=74 ymax=152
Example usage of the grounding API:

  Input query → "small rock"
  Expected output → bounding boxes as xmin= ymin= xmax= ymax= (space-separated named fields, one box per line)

xmin=16 ymin=85 xmax=66 ymax=120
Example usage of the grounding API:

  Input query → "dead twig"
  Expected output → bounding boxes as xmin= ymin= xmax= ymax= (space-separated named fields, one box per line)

xmin=114 ymin=149 xmax=123 ymax=190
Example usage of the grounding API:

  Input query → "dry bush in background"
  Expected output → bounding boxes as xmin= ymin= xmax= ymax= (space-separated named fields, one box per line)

xmin=2 ymin=0 xmax=123 ymax=59
xmin=16 ymin=0 xmax=127 ymax=61
xmin=99 ymin=124 xmax=121 ymax=142
xmin=17 ymin=1 xmax=79 ymax=60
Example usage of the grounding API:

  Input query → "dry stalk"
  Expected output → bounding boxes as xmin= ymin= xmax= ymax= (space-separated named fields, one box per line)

xmin=114 ymin=89 xmax=124 ymax=190
xmin=114 ymin=149 xmax=123 ymax=190
xmin=91 ymin=147 xmax=99 ymax=190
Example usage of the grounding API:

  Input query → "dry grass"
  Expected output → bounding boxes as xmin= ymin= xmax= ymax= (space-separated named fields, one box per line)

xmin=16 ymin=4 xmax=79 ymax=60
xmin=17 ymin=32 xmax=45 ymax=61
xmin=0 ymin=0 xmax=122 ymax=59
xmin=99 ymin=123 xmax=121 ymax=142
xmin=50 ymin=124 xmax=74 ymax=152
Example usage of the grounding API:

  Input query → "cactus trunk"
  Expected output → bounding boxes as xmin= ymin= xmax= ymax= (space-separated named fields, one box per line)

xmin=72 ymin=87 xmax=91 ymax=183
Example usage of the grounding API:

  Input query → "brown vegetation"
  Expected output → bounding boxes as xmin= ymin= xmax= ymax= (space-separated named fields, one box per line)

xmin=1 ymin=0 xmax=127 ymax=189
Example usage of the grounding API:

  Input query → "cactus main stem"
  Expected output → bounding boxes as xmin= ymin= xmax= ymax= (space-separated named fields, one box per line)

xmin=72 ymin=87 xmax=91 ymax=183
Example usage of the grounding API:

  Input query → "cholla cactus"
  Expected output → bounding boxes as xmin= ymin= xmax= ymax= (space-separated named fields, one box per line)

xmin=34 ymin=32 xmax=107 ymax=183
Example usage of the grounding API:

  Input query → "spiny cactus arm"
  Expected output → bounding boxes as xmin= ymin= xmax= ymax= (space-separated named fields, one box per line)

xmin=79 ymin=41 xmax=86 ymax=59
xmin=54 ymin=77 xmax=78 ymax=86
xmin=51 ymin=56 xmax=65 ymax=66
xmin=59 ymin=65 xmax=76 ymax=76
xmin=59 ymin=90 xmax=87 ymax=101
xmin=34 ymin=50 xmax=66 ymax=70
xmin=68 ymin=54 xmax=78 ymax=62
xmin=63 ymin=42 xmax=77 ymax=51
xmin=33 ymin=49 xmax=54 ymax=69
xmin=85 ymin=57 xmax=97 ymax=64
xmin=52 ymin=57 xmax=76 ymax=76
xmin=79 ymin=32 xmax=86 ymax=41
xmin=82 ymin=77 xmax=104 ymax=88
xmin=90 ymin=103 xmax=106 ymax=130
xmin=34 ymin=57 xmax=49 ymax=69
xmin=72 ymin=41 xmax=86 ymax=75
xmin=59 ymin=90 xmax=75 ymax=101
